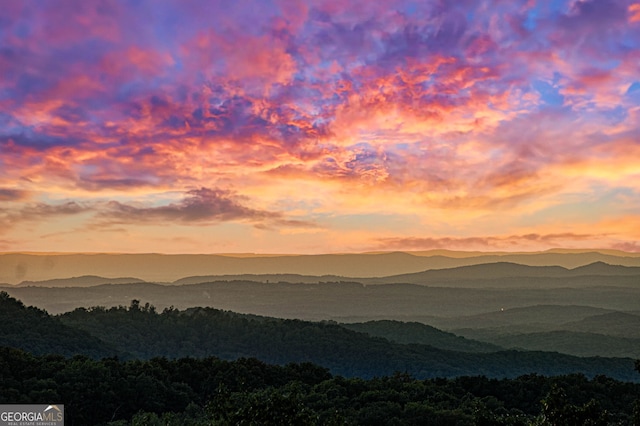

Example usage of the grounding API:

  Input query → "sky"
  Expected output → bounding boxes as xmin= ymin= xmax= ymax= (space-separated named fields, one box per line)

xmin=1 ymin=0 xmax=639 ymax=254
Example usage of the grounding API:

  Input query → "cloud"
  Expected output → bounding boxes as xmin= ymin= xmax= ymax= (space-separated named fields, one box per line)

xmin=14 ymin=202 xmax=88 ymax=220
xmin=0 ymin=201 xmax=90 ymax=232
xmin=0 ymin=238 xmax=14 ymax=250
xmin=560 ymin=0 xmax=628 ymax=30
xmin=1 ymin=187 xmax=317 ymax=236
xmin=98 ymin=187 xmax=316 ymax=228
xmin=375 ymin=233 xmax=609 ymax=251
xmin=101 ymin=187 xmax=273 ymax=223
xmin=611 ymin=241 xmax=640 ymax=252
xmin=0 ymin=188 xmax=28 ymax=201
xmin=0 ymin=129 xmax=84 ymax=151
xmin=630 ymin=4 xmax=640 ymax=23
xmin=0 ymin=0 xmax=639 ymax=253
xmin=77 ymin=178 xmax=156 ymax=192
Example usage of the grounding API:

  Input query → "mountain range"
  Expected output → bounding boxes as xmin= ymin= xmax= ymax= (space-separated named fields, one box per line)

xmin=3 ymin=251 xmax=639 ymax=367
xmin=3 ymin=250 xmax=640 ymax=284
xmin=4 ymin=260 xmax=640 ymax=289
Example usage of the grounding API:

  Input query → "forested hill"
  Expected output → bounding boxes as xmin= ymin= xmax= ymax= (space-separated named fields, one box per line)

xmin=0 ymin=292 xmax=118 ymax=358
xmin=341 ymin=320 xmax=502 ymax=352
xmin=1 ymin=292 xmax=638 ymax=382
xmin=3 ymin=347 xmax=639 ymax=425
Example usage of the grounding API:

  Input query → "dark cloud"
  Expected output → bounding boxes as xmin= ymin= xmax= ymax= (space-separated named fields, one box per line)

xmin=561 ymin=0 xmax=628 ymax=29
xmin=377 ymin=10 xmax=470 ymax=67
xmin=53 ymin=105 xmax=90 ymax=123
xmin=1 ymin=188 xmax=317 ymax=230
xmin=18 ymin=202 xmax=88 ymax=219
xmin=312 ymin=19 xmax=382 ymax=63
xmin=101 ymin=187 xmax=269 ymax=224
xmin=548 ymin=0 xmax=631 ymax=57
xmin=1 ymin=201 xmax=90 ymax=228
xmin=0 ymin=188 xmax=28 ymax=201
xmin=99 ymin=187 xmax=316 ymax=228
xmin=479 ymin=160 xmax=539 ymax=189
xmin=0 ymin=129 xmax=84 ymax=151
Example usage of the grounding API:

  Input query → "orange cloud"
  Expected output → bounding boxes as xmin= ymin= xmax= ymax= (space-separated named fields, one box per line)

xmin=629 ymin=4 xmax=640 ymax=23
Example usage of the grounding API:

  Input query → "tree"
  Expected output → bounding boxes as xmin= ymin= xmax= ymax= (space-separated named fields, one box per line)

xmin=536 ymin=385 xmax=608 ymax=426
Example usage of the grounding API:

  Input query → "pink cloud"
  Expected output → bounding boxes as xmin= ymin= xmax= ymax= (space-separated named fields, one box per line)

xmin=611 ymin=241 xmax=640 ymax=252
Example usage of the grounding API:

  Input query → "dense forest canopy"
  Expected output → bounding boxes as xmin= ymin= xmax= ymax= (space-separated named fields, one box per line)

xmin=2 ymin=347 xmax=640 ymax=425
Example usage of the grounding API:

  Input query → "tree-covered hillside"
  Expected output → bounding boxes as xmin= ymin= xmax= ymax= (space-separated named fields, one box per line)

xmin=3 ymin=293 xmax=640 ymax=424
xmin=0 ymin=292 xmax=637 ymax=381
xmin=0 ymin=292 xmax=116 ymax=358
xmin=341 ymin=320 xmax=502 ymax=353
xmin=1 ymin=347 xmax=639 ymax=425
xmin=51 ymin=299 xmax=638 ymax=381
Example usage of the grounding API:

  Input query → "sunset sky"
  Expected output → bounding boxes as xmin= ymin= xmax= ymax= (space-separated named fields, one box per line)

xmin=1 ymin=0 xmax=639 ymax=254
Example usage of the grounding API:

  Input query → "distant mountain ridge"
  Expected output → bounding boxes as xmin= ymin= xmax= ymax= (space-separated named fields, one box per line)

xmin=473 ymin=330 xmax=640 ymax=359
xmin=430 ymin=305 xmax=618 ymax=330
xmin=442 ymin=308 xmax=640 ymax=359
xmin=344 ymin=320 xmax=640 ymax=359
xmin=562 ymin=312 xmax=640 ymax=339
xmin=361 ymin=261 xmax=640 ymax=285
xmin=172 ymin=273 xmax=347 ymax=285
xmin=2 ymin=251 xmax=640 ymax=284
xmin=16 ymin=275 xmax=146 ymax=287
xmin=7 ymin=261 xmax=640 ymax=288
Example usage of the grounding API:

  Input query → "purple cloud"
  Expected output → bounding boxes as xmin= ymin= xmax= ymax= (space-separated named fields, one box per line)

xmin=98 ymin=187 xmax=315 ymax=228
xmin=0 ymin=201 xmax=90 ymax=230
xmin=102 ymin=188 xmax=271 ymax=223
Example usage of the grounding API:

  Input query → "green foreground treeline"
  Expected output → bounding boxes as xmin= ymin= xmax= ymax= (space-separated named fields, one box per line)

xmin=2 ymin=292 xmax=640 ymax=424
xmin=2 ymin=347 xmax=640 ymax=425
